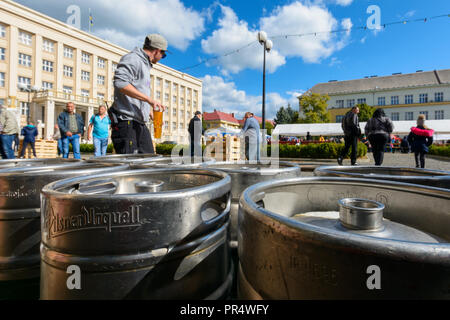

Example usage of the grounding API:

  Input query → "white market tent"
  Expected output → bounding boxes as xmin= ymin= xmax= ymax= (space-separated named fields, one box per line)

xmin=272 ymin=120 xmax=450 ymax=141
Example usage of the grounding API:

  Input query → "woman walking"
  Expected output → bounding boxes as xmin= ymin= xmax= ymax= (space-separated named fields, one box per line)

xmin=408 ymin=114 xmax=434 ymax=168
xmin=364 ymin=108 xmax=393 ymax=166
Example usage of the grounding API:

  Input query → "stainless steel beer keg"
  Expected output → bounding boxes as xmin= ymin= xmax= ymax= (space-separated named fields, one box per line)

xmin=238 ymin=177 xmax=450 ymax=299
xmin=40 ymin=168 xmax=233 ymax=300
xmin=131 ymin=156 xmax=216 ymax=169
xmin=203 ymin=161 xmax=301 ymax=248
xmin=0 ymin=158 xmax=80 ymax=169
xmin=314 ymin=165 xmax=450 ymax=189
xmin=86 ymin=153 xmax=162 ymax=164
xmin=0 ymin=162 xmax=129 ymax=299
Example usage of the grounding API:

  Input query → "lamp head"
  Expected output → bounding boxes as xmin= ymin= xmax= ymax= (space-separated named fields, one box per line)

xmin=257 ymin=31 xmax=267 ymax=44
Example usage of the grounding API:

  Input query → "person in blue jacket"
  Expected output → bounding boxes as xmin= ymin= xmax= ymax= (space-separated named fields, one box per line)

xmin=19 ymin=120 xmax=38 ymax=158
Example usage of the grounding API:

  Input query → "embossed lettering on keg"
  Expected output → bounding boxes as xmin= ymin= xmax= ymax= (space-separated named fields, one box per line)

xmin=40 ymin=168 xmax=233 ymax=300
xmin=203 ymin=161 xmax=301 ymax=248
xmin=238 ymin=177 xmax=450 ymax=299
xmin=0 ymin=162 xmax=129 ymax=300
xmin=314 ymin=165 xmax=450 ymax=189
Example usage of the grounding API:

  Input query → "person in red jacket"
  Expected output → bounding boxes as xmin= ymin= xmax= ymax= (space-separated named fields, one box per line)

xmin=407 ymin=114 xmax=434 ymax=168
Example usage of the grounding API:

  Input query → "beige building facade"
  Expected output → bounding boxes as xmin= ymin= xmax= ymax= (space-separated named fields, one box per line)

xmin=0 ymin=0 xmax=201 ymax=144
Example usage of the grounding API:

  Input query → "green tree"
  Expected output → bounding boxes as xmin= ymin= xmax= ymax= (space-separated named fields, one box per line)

xmin=261 ymin=121 xmax=274 ymax=135
xmin=357 ymin=103 xmax=375 ymax=122
xmin=274 ymin=106 xmax=290 ymax=124
xmin=298 ymin=92 xmax=331 ymax=123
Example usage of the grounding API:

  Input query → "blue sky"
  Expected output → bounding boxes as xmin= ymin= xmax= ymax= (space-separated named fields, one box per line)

xmin=15 ymin=0 xmax=450 ymax=119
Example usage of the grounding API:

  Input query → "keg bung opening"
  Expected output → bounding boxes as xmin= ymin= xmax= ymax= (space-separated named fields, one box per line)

xmin=338 ymin=198 xmax=385 ymax=231
xmin=135 ymin=180 xmax=165 ymax=193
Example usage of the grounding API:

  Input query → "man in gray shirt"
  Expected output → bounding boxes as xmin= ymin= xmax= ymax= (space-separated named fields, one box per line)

xmin=111 ymin=34 xmax=167 ymax=154
xmin=241 ymin=112 xmax=261 ymax=161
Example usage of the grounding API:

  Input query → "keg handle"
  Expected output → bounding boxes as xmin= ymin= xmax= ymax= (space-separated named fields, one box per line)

xmin=70 ymin=178 xmax=119 ymax=195
xmin=200 ymin=192 xmax=231 ymax=223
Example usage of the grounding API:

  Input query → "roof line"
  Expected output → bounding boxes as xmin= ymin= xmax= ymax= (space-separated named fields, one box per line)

xmin=434 ymin=70 xmax=443 ymax=84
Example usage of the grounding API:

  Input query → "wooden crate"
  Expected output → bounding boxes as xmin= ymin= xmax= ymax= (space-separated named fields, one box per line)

xmin=19 ymin=139 xmax=58 ymax=159
xmin=206 ymin=135 xmax=242 ymax=161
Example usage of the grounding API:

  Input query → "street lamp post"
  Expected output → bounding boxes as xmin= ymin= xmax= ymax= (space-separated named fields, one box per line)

xmin=18 ymin=83 xmax=40 ymax=121
xmin=257 ymin=31 xmax=273 ymax=130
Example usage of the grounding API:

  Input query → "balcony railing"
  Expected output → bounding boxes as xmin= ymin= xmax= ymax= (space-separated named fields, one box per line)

xmin=33 ymin=89 xmax=110 ymax=106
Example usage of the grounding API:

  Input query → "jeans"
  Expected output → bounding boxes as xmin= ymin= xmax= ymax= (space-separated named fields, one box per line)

xmin=93 ymin=137 xmax=108 ymax=157
xmin=20 ymin=140 xmax=37 ymax=158
xmin=414 ymin=151 xmax=426 ymax=168
xmin=368 ymin=133 xmax=389 ymax=166
xmin=62 ymin=134 xmax=81 ymax=159
xmin=57 ymin=139 xmax=63 ymax=156
xmin=1 ymin=134 xmax=16 ymax=159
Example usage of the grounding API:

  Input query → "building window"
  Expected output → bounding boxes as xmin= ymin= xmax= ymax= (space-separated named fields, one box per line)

xmin=97 ymin=93 xmax=105 ymax=101
xmin=180 ymin=86 xmax=185 ymax=95
xmin=435 ymin=110 xmax=444 ymax=120
xmin=419 ymin=94 xmax=428 ymax=103
xmin=156 ymin=91 xmax=161 ymax=100
xmin=0 ymin=48 xmax=5 ymax=60
xmin=180 ymin=97 xmax=185 ymax=106
xmin=173 ymin=108 xmax=177 ymax=116
xmin=179 ymin=123 xmax=184 ymax=129
xmin=0 ymin=24 xmax=5 ymax=38
xmin=172 ymin=122 xmax=176 ymax=130
xmin=63 ymin=86 xmax=72 ymax=99
xmin=357 ymin=98 xmax=366 ymax=105
xmin=42 ymin=60 xmax=54 ymax=72
xmin=81 ymin=70 xmax=90 ymax=81
xmin=81 ymin=89 xmax=90 ymax=102
xmin=346 ymin=99 xmax=355 ymax=108
xmin=435 ymin=92 xmax=444 ymax=102
xmin=172 ymin=96 xmax=177 ymax=104
xmin=173 ymin=83 xmax=178 ymax=91
xmin=419 ymin=111 xmax=429 ymax=120
xmin=18 ymin=53 xmax=32 ymax=67
xmin=164 ymin=81 xmax=169 ymax=89
xmin=193 ymin=101 xmax=197 ymax=108
xmin=43 ymin=39 xmax=54 ymax=52
xmin=164 ymin=121 xmax=169 ymax=130
xmin=164 ymin=93 xmax=169 ymax=102
xmin=187 ymin=88 xmax=192 ymax=96
xmin=377 ymin=97 xmax=385 ymax=106
xmin=42 ymin=81 xmax=53 ymax=90
xmin=97 ymin=57 xmax=105 ymax=69
xmin=336 ymin=115 xmax=344 ymax=123
xmin=187 ymin=111 xmax=190 ymax=118
xmin=405 ymin=112 xmax=414 ymax=121
xmin=18 ymin=76 xmax=31 ymax=87
xmin=81 ymin=52 xmax=91 ymax=64
xmin=0 ymin=72 xmax=5 ymax=87
xmin=64 ymin=46 xmax=74 ymax=59
xmin=156 ymin=78 xmax=161 ymax=87
xmin=391 ymin=112 xmax=399 ymax=121
xmin=19 ymin=101 xmax=30 ymax=116
xmin=391 ymin=96 xmax=399 ymax=105
xmin=187 ymin=99 xmax=191 ymax=107
xmin=336 ymin=100 xmax=344 ymax=108
xmin=19 ymin=31 xmax=32 ymax=45
xmin=97 ymin=75 xmax=105 ymax=86
xmin=63 ymin=65 xmax=73 ymax=77
xmin=405 ymin=95 xmax=413 ymax=104
xmin=112 ymin=63 xmax=117 ymax=73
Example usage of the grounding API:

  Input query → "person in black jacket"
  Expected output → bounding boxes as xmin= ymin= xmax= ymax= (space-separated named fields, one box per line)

xmin=188 ymin=111 xmax=204 ymax=158
xmin=364 ymin=108 xmax=393 ymax=166
xmin=337 ymin=106 xmax=361 ymax=165
xmin=408 ymin=114 xmax=434 ymax=168
xmin=19 ymin=120 xmax=38 ymax=158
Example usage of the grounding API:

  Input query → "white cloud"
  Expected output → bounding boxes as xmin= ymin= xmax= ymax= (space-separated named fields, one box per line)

xmin=334 ymin=0 xmax=353 ymax=6
xmin=201 ymin=75 xmax=290 ymax=119
xmin=202 ymin=2 xmax=352 ymax=74
xmin=16 ymin=0 xmax=205 ymax=51
xmin=201 ymin=5 xmax=286 ymax=75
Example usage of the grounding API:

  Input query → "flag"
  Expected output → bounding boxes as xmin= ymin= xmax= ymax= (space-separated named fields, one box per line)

xmin=89 ymin=8 xmax=93 ymax=32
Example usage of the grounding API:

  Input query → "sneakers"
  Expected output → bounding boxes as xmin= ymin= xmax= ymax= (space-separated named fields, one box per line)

xmin=337 ymin=157 xmax=343 ymax=165
xmin=351 ymin=162 xmax=358 ymax=166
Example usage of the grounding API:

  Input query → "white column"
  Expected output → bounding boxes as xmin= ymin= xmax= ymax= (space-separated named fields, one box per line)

xmin=92 ymin=54 xmax=98 ymax=102
xmin=44 ymin=99 xmax=55 ymax=139
xmin=34 ymin=34 xmax=43 ymax=87
xmin=106 ymin=60 xmax=113 ymax=103
xmin=56 ymin=42 xmax=64 ymax=92
xmin=75 ymin=48 xmax=82 ymax=97
xmin=8 ymin=25 xmax=18 ymax=105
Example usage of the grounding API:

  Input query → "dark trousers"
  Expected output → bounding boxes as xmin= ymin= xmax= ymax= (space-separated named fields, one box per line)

xmin=368 ymin=134 xmax=389 ymax=166
xmin=111 ymin=120 xmax=154 ymax=154
xmin=340 ymin=135 xmax=358 ymax=164
xmin=414 ymin=151 xmax=426 ymax=168
xmin=20 ymin=140 xmax=37 ymax=157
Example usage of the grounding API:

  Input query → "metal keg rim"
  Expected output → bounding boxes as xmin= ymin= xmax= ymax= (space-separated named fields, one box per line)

xmin=131 ymin=156 xmax=216 ymax=168
xmin=0 ymin=158 xmax=80 ymax=168
xmin=86 ymin=153 xmax=163 ymax=164
xmin=204 ymin=160 xmax=301 ymax=174
xmin=0 ymin=162 xmax=129 ymax=176
xmin=314 ymin=165 xmax=450 ymax=178
xmin=240 ymin=177 xmax=450 ymax=259
xmin=42 ymin=167 xmax=231 ymax=200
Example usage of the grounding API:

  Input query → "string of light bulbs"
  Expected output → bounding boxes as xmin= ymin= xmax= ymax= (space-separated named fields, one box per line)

xmin=178 ymin=13 xmax=449 ymax=72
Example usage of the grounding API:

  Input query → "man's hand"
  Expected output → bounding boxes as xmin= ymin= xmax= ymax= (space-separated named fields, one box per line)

xmin=147 ymin=97 xmax=166 ymax=112
xmin=87 ymin=135 xmax=92 ymax=141
xmin=66 ymin=131 xmax=73 ymax=137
